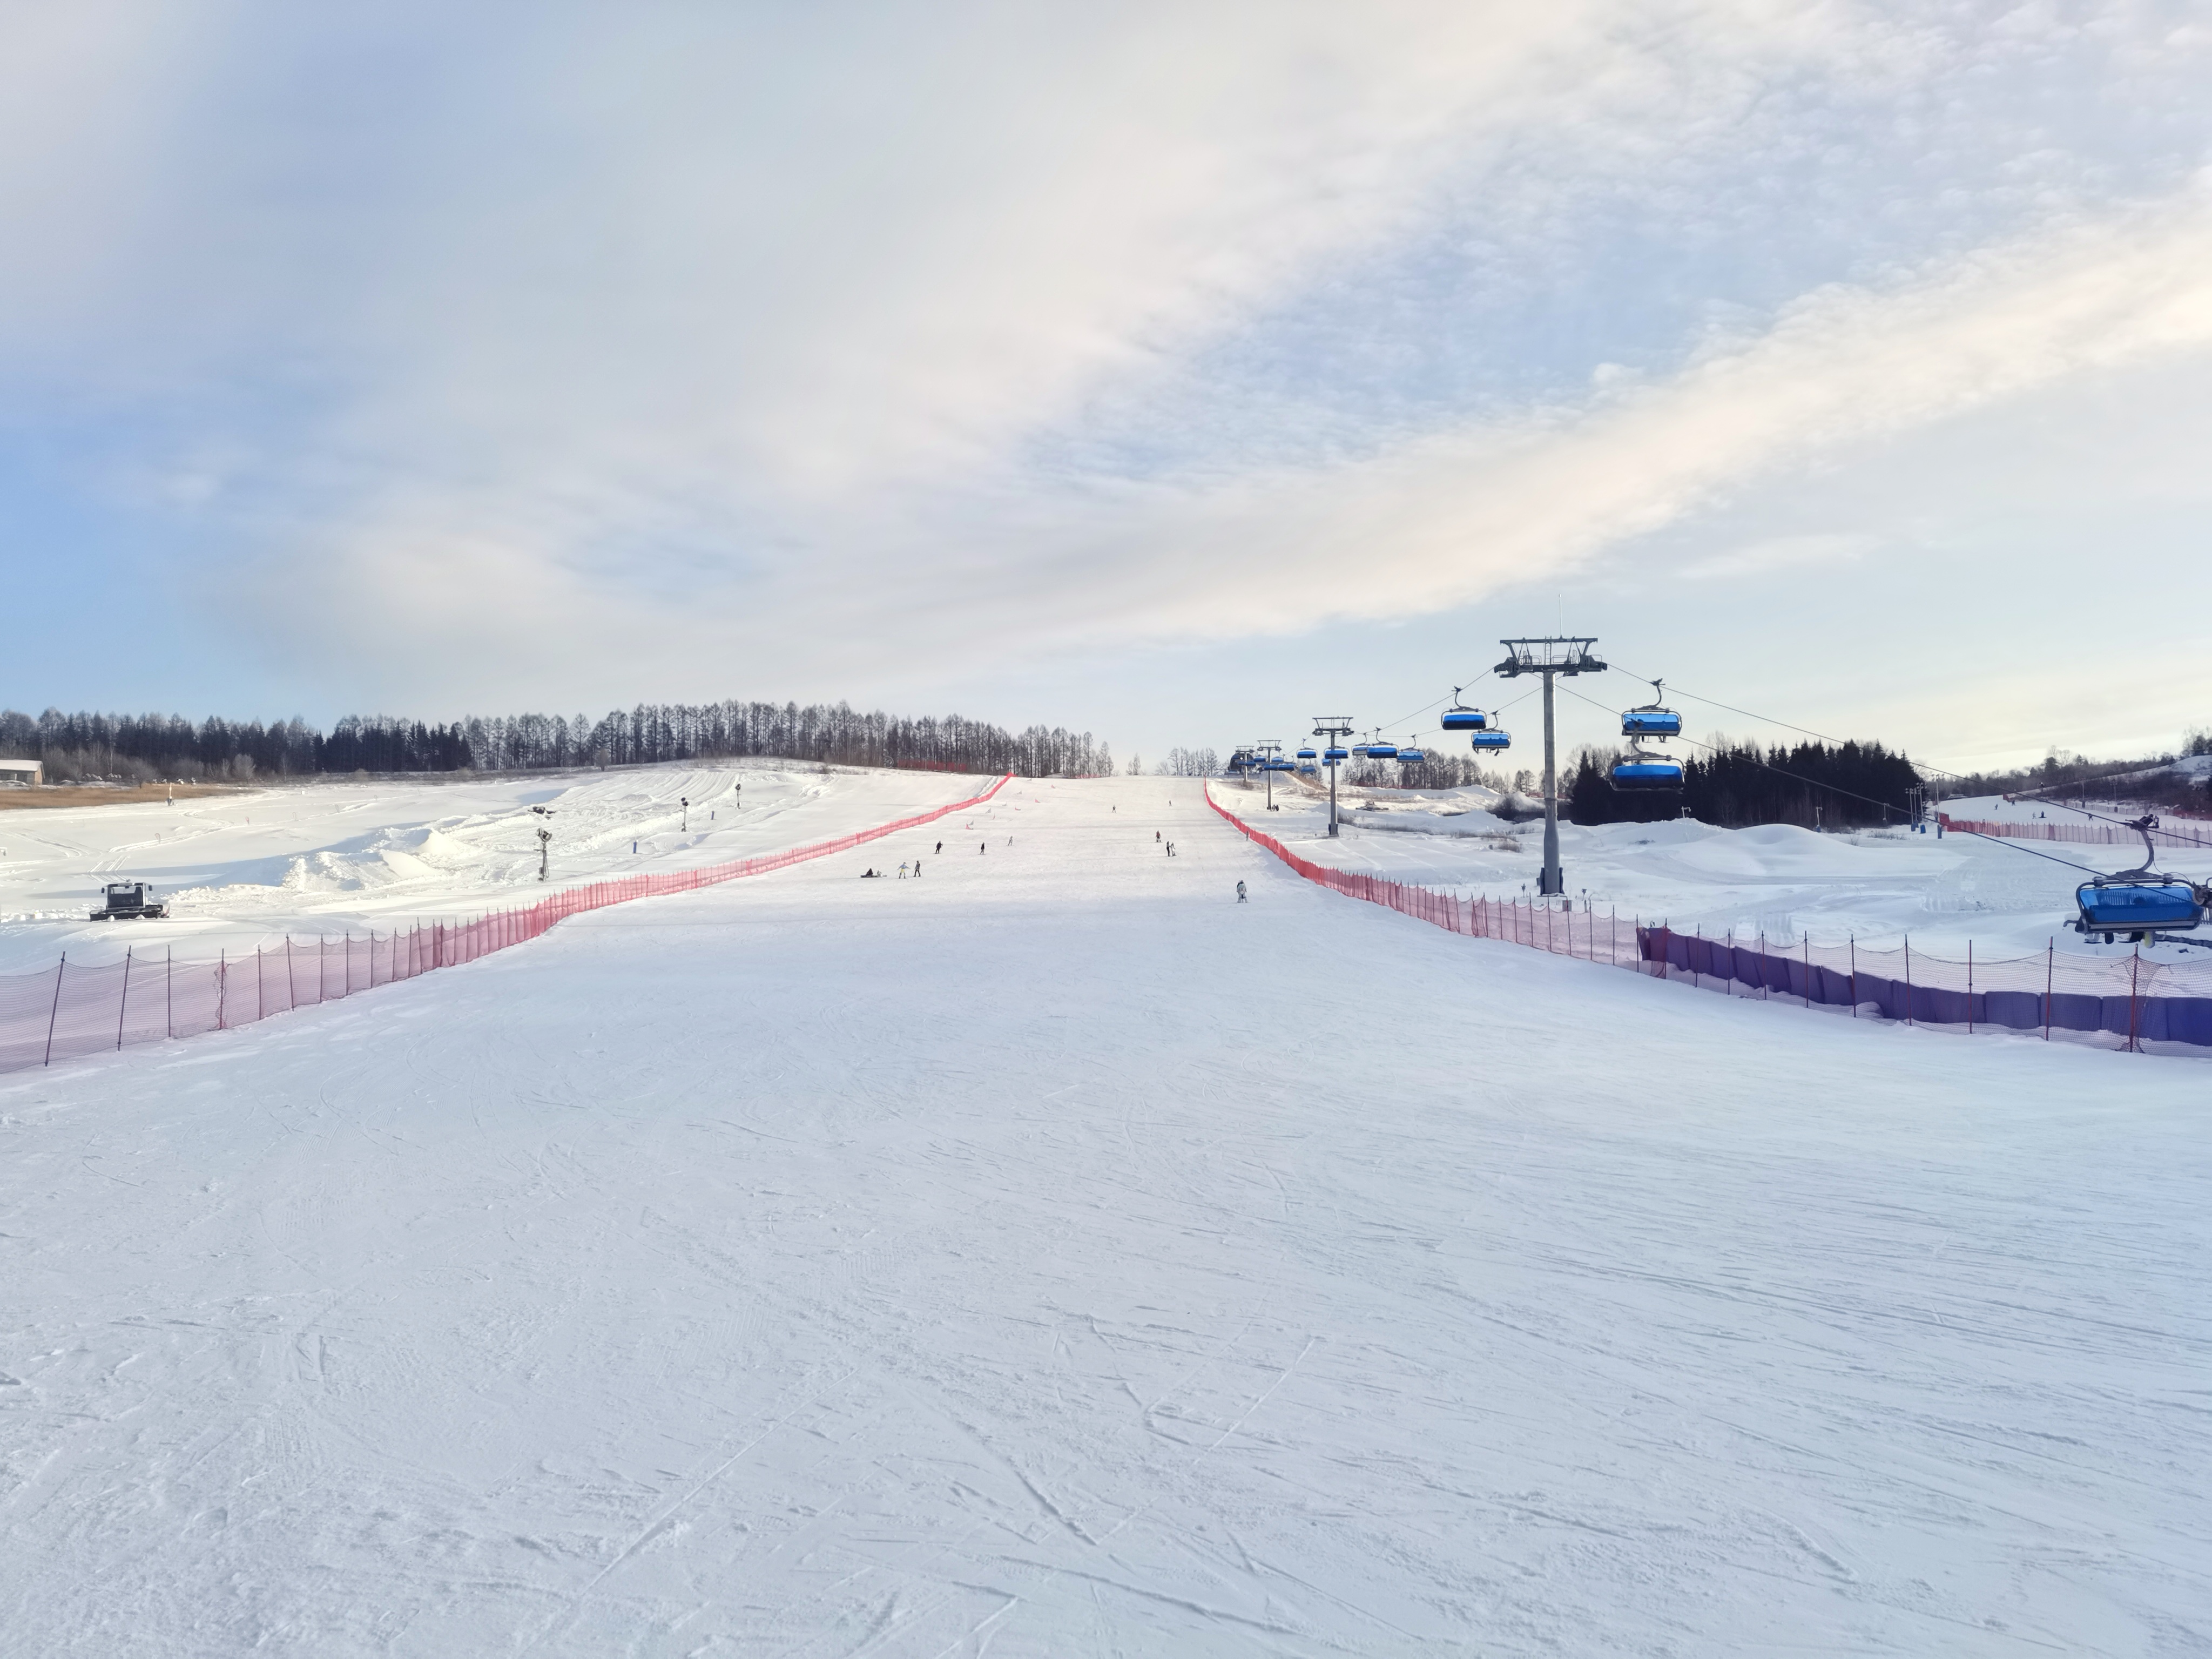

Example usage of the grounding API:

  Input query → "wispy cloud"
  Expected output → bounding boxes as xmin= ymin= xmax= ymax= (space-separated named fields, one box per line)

xmin=1678 ymin=535 xmax=1882 ymax=581
xmin=2 ymin=2 xmax=2209 ymax=754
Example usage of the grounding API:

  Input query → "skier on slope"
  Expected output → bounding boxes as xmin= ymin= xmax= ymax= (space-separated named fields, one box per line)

xmin=1237 ymin=881 xmax=1246 ymax=902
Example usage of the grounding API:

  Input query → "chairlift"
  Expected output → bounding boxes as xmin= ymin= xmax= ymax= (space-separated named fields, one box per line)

xmin=1610 ymin=760 xmax=1685 ymax=791
xmin=1395 ymin=747 xmax=1426 ymax=764
xmin=2072 ymin=815 xmax=2211 ymax=942
xmin=1610 ymin=677 xmax=1683 ymax=792
xmin=1470 ymin=725 xmax=1511 ymax=752
xmin=1323 ymin=746 xmax=1349 ymax=763
xmin=1295 ymin=746 xmax=1318 ymax=760
xmin=1440 ymin=687 xmax=1489 ymax=732
xmin=1620 ymin=679 xmax=1682 ymax=738
xmin=1367 ymin=745 xmax=1400 ymax=760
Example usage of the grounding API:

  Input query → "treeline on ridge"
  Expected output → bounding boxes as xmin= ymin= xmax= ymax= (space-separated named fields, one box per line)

xmin=1568 ymin=739 xmax=1921 ymax=829
xmin=0 ymin=702 xmax=1112 ymax=783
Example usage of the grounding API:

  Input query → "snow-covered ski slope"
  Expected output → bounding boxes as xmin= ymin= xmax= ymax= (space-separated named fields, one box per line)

xmin=4 ymin=777 xmax=2206 ymax=1655
xmin=1231 ymin=777 xmax=2212 ymax=966
xmin=0 ymin=762 xmax=981 ymax=973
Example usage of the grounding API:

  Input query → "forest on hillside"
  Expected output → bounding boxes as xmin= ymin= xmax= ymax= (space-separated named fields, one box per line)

xmin=0 ymin=702 xmax=1112 ymax=783
xmin=1568 ymin=739 xmax=1924 ymax=829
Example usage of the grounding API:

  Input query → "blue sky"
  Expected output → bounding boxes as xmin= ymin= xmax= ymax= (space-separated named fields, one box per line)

xmin=3 ymin=2 xmax=2209 ymax=771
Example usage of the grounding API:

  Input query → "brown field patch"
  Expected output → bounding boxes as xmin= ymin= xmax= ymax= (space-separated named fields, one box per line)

xmin=0 ymin=783 xmax=246 ymax=812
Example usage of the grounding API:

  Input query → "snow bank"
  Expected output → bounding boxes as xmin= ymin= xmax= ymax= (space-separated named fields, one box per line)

xmin=2 ymin=777 xmax=2205 ymax=1653
xmin=0 ymin=762 xmax=983 ymax=973
xmin=1223 ymin=779 xmax=2212 ymax=966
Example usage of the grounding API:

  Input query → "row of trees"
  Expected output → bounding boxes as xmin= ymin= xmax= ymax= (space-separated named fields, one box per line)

xmin=0 ymin=702 xmax=1115 ymax=782
xmin=1347 ymin=753 xmax=1518 ymax=793
xmin=1566 ymin=739 xmax=1922 ymax=828
xmin=1150 ymin=747 xmax=1220 ymax=777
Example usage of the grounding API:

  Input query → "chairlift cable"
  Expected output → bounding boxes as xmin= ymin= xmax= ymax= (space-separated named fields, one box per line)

xmin=1602 ymin=663 xmax=2209 ymax=845
xmin=1380 ymin=669 xmax=1493 ymax=739
xmin=1554 ymin=682 xmax=2107 ymax=873
xmin=1600 ymin=663 xmax=1974 ymax=781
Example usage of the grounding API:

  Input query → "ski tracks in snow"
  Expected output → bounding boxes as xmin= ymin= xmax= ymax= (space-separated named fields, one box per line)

xmin=2 ymin=777 xmax=2208 ymax=1653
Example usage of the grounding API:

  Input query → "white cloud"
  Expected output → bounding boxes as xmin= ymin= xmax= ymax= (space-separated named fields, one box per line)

xmin=3 ymin=1 xmax=2210 ymax=747
xmin=1678 ymin=534 xmax=1882 ymax=581
xmin=1070 ymin=190 xmax=2212 ymax=635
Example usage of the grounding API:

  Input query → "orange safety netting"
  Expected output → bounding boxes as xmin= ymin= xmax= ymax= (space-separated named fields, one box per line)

xmin=1210 ymin=789 xmax=2212 ymax=1055
xmin=1 ymin=773 xmax=1011 ymax=1074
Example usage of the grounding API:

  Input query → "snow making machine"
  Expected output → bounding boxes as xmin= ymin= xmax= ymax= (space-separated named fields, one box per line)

xmin=90 ymin=880 xmax=167 ymax=921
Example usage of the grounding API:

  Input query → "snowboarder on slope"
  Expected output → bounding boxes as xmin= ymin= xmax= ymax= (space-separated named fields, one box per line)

xmin=1237 ymin=881 xmax=1246 ymax=902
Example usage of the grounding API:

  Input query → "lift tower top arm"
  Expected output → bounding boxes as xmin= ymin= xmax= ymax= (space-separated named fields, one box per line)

xmin=1493 ymin=637 xmax=1606 ymax=678
xmin=1491 ymin=638 xmax=1603 ymax=896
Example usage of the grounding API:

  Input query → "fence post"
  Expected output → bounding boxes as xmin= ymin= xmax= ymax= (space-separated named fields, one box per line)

xmin=44 ymin=954 xmax=65 ymax=1066
xmin=258 ymin=948 xmax=264 ymax=1022
xmin=1967 ymin=941 xmax=1974 ymax=1035
xmin=117 ymin=948 xmax=133 ymax=1050
xmin=1904 ymin=935 xmax=1912 ymax=1027
xmin=218 ymin=950 xmax=226 ymax=1029
xmin=2128 ymin=946 xmax=2141 ymax=1054
xmin=1759 ymin=932 xmax=1768 ymax=1000
xmin=1803 ymin=935 xmax=1811 ymax=1008
xmin=1849 ymin=934 xmax=1857 ymax=1017
xmin=166 ymin=946 xmax=173 ymax=1040
xmin=2044 ymin=939 xmax=2053 ymax=1041
xmin=286 ymin=936 xmax=296 ymax=1010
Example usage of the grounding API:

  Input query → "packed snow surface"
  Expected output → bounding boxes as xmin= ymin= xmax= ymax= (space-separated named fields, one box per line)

xmin=0 ymin=763 xmax=980 ymax=973
xmin=3 ymin=777 xmax=2207 ymax=1654
xmin=1238 ymin=777 xmax=2212 ymax=965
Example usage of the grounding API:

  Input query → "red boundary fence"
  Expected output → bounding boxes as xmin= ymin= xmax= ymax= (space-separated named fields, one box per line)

xmin=1938 ymin=813 xmax=2212 ymax=850
xmin=1 ymin=773 xmax=1011 ymax=1075
xmin=1209 ymin=788 xmax=2212 ymax=1056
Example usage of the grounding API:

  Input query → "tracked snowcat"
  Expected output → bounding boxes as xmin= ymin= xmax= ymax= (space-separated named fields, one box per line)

xmin=90 ymin=881 xmax=167 ymax=920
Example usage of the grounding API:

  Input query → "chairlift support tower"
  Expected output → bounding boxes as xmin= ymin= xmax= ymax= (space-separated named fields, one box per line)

xmin=1493 ymin=636 xmax=1605 ymax=896
xmin=1252 ymin=740 xmax=1284 ymax=811
xmin=1311 ymin=717 xmax=1354 ymax=837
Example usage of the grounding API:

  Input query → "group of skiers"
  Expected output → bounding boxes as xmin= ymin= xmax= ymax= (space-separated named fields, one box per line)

xmin=855 ymin=799 xmax=1252 ymax=903
xmin=861 ymin=834 xmax=1004 ymax=878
